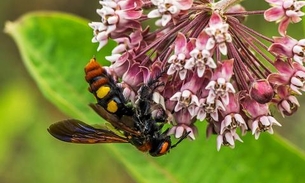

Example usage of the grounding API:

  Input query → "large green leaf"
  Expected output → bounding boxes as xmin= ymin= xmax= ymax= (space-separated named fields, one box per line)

xmin=5 ymin=11 xmax=305 ymax=183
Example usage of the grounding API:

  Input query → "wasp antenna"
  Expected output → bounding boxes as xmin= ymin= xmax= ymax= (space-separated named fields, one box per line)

xmin=170 ymin=131 xmax=191 ymax=149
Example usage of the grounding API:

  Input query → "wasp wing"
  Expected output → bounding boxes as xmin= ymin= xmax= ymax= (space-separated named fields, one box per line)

xmin=89 ymin=103 xmax=140 ymax=136
xmin=48 ymin=119 xmax=129 ymax=143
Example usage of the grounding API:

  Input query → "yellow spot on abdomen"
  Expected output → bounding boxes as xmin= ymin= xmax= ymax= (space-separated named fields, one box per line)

xmin=107 ymin=100 xmax=118 ymax=113
xmin=96 ymin=86 xmax=110 ymax=99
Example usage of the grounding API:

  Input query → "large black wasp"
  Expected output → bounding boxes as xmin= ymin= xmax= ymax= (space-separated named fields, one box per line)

xmin=48 ymin=58 xmax=185 ymax=156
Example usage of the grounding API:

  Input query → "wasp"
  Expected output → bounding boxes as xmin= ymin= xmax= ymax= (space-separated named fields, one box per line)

xmin=48 ymin=58 xmax=185 ymax=156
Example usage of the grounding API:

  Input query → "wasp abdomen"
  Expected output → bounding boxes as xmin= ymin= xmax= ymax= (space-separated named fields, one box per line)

xmin=84 ymin=58 xmax=133 ymax=117
xmin=84 ymin=59 xmax=107 ymax=82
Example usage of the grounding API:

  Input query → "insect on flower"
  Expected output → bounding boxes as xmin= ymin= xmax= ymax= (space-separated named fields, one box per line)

xmin=48 ymin=58 xmax=187 ymax=157
xmin=88 ymin=0 xmax=305 ymax=150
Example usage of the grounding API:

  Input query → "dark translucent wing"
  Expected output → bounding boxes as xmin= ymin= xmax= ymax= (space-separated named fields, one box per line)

xmin=48 ymin=119 xmax=128 ymax=143
xmin=89 ymin=103 xmax=140 ymax=136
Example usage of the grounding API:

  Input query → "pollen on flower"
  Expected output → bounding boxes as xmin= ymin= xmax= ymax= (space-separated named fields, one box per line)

xmin=89 ymin=0 xmax=305 ymax=151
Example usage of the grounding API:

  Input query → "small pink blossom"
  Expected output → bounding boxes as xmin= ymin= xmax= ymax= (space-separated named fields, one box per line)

xmin=293 ymin=39 xmax=305 ymax=64
xmin=264 ymin=0 xmax=305 ymax=35
xmin=268 ymin=59 xmax=305 ymax=95
xmin=242 ymin=97 xmax=281 ymax=139
xmin=251 ymin=116 xmax=282 ymax=139
xmin=217 ymin=129 xmax=243 ymax=151
xmin=167 ymin=33 xmax=195 ymax=80
xmin=275 ymin=86 xmax=300 ymax=116
xmin=89 ymin=22 xmax=110 ymax=51
xmin=185 ymin=32 xmax=217 ymax=77
xmin=219 ymin=93 xmax=247 ymax=135
xmin=170 ymin=90 xmax=199 ymax=115
xmin=167 ymin=123 xmax=197 ymax=140
xmin=205 ymin=13 xmax=232 ymax=55
xmin=204 ymin=98 xmax=225 ymax=121
xmin=205 ymin=59 xmax=235 ymax=105
xmin=269 ymin=36 xmax=298 ymax=58
xmin=148 ymin=0 xmax=193 ymax=26
xmin=195 ymin=98 xmax=208 ymax=121
xmin=122 ymin=62 xmax=146 ymax=89
xmin=89 ymin=0 xmax=143 ymax=51
xmin=269 ymin=36 xmax=305 ymax=64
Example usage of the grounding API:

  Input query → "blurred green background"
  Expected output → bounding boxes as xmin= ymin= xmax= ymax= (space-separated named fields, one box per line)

xmin=1 ymin=1 xmax=305 ymax=183
xmin=0 ymin=1 xmax=134 ymax=182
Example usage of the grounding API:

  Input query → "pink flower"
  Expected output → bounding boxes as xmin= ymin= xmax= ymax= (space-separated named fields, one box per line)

xmin=170 ymin=90 xmax=199 ymax=115
xmin=148 ymin=0 xmax=193 ymax=26
xmin=268 ymin=58 xmax=305 ymax=95
xmin=275 ymin=86 xmax=300 ymax=116
xmin=89 ymin=0 xmax=305 ymax=150
xmin=293 ymin=39 xmax=305 ymax=64
xmin=185 ymin=32 xmax=217 ymax=77
xmin=219 ymin=93 xmax=247 ymax=135
xmin=217 ymin=129 xmax=243 ymax=151
xmin=269 ymin=36 xmax=305 ymax=64
xmin=167 ymin=123 xmax=197 ymax=140
xmin=242 ymin=97 xmax=281 ymax=139
xmin=167 ymin=33 xmax=195 ymax=80
xmin=264 ymin=0 xmax=305 ymax=35
xmin=89 ymin=0 xmax=143 ymax=51
xmin=205 ymin=59 xmax=235 ymax=105
xmin=205 ymin=13 xmax=232 ymax=55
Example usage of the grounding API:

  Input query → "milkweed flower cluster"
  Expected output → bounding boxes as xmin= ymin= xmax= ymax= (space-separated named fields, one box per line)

xmin=89 ymin=0 xmax=305 ymax=150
